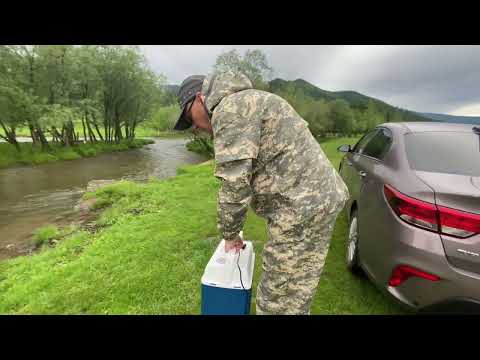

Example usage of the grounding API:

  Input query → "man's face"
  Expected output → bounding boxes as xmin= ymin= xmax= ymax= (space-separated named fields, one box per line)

xmin=186 ymin=93 xmax=213 ymax=135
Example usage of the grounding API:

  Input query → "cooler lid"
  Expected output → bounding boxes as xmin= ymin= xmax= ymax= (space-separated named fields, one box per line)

xmin=201 ymin=239 xmax=255 ymax=290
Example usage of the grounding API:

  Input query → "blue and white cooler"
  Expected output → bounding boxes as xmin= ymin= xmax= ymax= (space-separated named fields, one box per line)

xmin=201 ymin=233 xmax=255 ymax=315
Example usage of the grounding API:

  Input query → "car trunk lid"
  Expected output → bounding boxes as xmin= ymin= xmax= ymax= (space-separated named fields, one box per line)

xmin=415 ymin=171 xmax=480 ymax=275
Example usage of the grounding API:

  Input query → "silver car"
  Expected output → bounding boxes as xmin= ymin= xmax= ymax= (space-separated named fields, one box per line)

xmin=337 ymin=122 xmax=480 ymax=313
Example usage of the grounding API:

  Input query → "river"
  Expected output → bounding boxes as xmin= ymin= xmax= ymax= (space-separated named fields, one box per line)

xmin=0 ymin=138 xmax=207 ymax=260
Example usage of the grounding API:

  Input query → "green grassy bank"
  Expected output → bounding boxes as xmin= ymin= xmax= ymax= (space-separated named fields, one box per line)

xmin=134 ymin=128 xmax=189 ymax=139
xmin=1 ymin=126 xmax=187 ymax=140
xmin=0 ymin=139 xmax=154 ymax=169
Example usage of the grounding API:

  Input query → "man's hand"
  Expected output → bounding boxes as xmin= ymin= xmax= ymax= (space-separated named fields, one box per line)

xmin=224 ymin=234 xmax=244 ymax=254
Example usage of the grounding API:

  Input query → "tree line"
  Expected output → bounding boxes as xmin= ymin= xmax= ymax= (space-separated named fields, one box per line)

xmin=0 ymin=45 xmax=166 ymax=151
xmin=273 ymin=86 xmax=386 ymax=138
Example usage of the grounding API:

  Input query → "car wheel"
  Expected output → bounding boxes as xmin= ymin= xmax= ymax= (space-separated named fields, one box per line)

xmin=346 ymin=210 xmax=363 ymax=275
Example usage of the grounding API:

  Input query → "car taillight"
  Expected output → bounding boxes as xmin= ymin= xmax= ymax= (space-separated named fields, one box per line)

xmin=437 ymin=205 xmax=480 ymax=238
xmin=389 ymin=265 xmax=441 ymax=287
xmin=384 ymin=184 xmax=480 ymax=238
xmin=383 ymin=184 xmax=439 ymax=232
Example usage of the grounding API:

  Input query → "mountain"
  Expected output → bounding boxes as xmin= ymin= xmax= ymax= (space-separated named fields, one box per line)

xmin=269 ymin=78 xmax=430 ymax=122
xmin=419 ymin=112 xmax=480 ymax=125
xmin=270 ymin=78 xmax=381 ymax=107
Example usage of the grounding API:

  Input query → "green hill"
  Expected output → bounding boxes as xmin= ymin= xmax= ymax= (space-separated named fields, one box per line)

xmin=269 ymin=78 xmax=430 ymax=122
xmin=266 ymin=78 xmax=431 ymax=137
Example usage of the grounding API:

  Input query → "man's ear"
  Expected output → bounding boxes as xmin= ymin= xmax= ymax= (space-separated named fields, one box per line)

xmin=196 ymin=92 xmax=205 ymax=103
xmin=197 ymin=92 xmax=211 ymax=121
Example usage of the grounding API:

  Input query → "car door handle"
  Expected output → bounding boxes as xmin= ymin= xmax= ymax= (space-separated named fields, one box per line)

xmin=346 ymin=160 xmax=353 ymax=166
xmin=358 ymin=171 xmax=367 ymax=177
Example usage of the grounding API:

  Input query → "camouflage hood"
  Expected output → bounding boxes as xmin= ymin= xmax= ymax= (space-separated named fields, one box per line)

xmin=201 ymin=71 xmax=253 ymax=113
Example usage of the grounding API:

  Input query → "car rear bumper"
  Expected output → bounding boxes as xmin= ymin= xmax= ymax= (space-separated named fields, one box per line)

xmin=383 ymin=283 xmax=480 ymax=314
xmin=365 ymin=204 xmax=480 ymax=312
xmin=379 ymin=240 xmax=480 ymax=312
xmin=419 ymin=298 xmax=480 ymax=314
xmin=385 ymin=237 xmax=480 ymax=311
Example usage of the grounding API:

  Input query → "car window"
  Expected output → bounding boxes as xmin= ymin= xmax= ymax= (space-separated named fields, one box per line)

xmin=405 ymin=132 xmax=480 ymax=176
xmin=361 ymin=128 xmax=393 ymax=160
xmin=352 ymin=129 xmax=379 ymax=154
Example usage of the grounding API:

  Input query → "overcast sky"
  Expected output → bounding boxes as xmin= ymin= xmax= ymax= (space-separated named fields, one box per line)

xmin=140 ymin=45 xmax=480 ymax=116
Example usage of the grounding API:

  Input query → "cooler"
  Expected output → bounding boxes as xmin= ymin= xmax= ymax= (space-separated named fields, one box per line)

xmin=201 ymin=234 xmax=255 ymax=315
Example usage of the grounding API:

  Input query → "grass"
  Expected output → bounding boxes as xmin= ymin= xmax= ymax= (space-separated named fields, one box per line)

xmin=32 ymin=225 xmax=79 ymax=248
xmin=32 ymin=225 xmax=60 ymax=248
xmin=0 ymin=137 xmax=408 ymax=314
xmin=1 ymin=124 xmax=187 ymax=140
xmin=185 ymin=138 xmax=214 ymax=158
xmin=0 ymin=139 xmax=154 ymax=169
xmin=1 ymin=125 xmax=84 ymax=138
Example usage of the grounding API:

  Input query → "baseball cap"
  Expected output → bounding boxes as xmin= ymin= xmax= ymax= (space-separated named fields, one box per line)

xmin=173 ymin=75 xmax=206 ymax=131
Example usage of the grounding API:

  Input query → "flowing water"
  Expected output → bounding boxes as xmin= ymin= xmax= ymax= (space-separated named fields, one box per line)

xmin=0 ymin=138 xmax=207 ymax=260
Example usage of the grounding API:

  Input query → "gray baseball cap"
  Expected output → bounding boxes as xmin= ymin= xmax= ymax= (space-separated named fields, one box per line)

xmin=173 ymin=75 xmax=206 ymax=131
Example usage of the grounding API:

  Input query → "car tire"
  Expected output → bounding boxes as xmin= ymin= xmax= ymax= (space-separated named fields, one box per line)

xmin=346 ymin=210 xmax=363 ymax=275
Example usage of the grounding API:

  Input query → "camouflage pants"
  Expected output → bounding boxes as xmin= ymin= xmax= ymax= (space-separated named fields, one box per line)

xmin=255 ymin=201 xmax=344 ymax=315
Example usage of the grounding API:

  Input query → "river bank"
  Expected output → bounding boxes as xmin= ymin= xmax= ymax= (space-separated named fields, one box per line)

xmin=0 ymin=139 xmax=154 ymax=169
xmin=1 ymin=126 xmax=189 ymax=141
xmin=0 ymin=137 xmax=407 ymax=314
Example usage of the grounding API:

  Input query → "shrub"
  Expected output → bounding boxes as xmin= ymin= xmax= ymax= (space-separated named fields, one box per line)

xmin=32 ymin=225 xmax=60 ymax=248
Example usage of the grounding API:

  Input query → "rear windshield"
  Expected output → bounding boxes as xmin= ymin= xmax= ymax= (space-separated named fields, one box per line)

xmin=404 ymin=131 xmax=480 ymax=176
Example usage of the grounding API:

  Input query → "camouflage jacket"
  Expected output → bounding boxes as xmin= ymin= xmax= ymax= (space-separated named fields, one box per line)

xmin=202 ymin=71 xmax=350 ymax=241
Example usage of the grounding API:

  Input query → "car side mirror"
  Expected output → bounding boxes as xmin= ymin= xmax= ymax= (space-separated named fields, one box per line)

xmin=337 ymin=144 xmax=351 ymax=153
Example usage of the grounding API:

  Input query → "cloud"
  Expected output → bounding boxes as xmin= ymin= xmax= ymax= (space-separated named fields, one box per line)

xmin=140 ymin=45 xmax=480 ymax=116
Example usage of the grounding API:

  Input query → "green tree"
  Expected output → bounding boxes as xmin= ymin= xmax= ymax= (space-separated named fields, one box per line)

xmin=214 ymin=49 xmax=273 ymax=89
xmin=365 ymin=100 xmax=384 ymax=129
xmin=0 ymin=84 xmax=41 ymax=150
xmin=95 ymin=45 xmax=165 ymax=142
xmin=0 ymin=46 xmax=46 ymax=150
xmin=69 ymin=45 xmax=104 ymax=142
xmin=39 ymin=104 xmax=79 ymax=145
xmin=312 ymin=100 xmax=333 ymax=137
xmin=330 ymin=99 xmax=354 ymax=135
xmin=145 ymin=105 xmax=181 ymax=134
